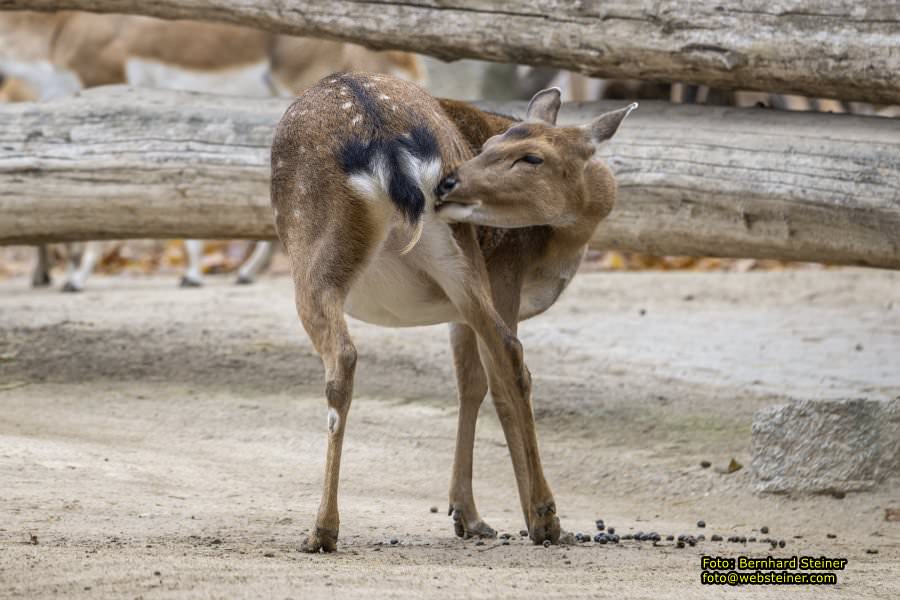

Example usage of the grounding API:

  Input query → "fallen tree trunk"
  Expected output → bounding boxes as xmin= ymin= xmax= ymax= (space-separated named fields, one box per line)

xmin=2 ymin=1 xmax=899 ymax=104
xmin=1 ymin=86 xmax=899 ymax=268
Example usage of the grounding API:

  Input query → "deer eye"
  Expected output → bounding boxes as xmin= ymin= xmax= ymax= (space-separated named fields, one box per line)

xmin=514 ymin=154 xmax=543 ymax=166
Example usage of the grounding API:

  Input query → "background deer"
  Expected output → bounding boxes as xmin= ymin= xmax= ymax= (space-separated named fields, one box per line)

xmin=271 ymin=72 xmax=634 ymax=551
xmin=0 ymin=11 xmax=423 ymax=290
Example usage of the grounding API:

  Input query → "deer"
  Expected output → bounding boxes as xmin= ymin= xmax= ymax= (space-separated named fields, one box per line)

xmin=271 ymin=71 xmax=635 ymax=552
xmin=0 ymin=11 xmax=423 ymax=290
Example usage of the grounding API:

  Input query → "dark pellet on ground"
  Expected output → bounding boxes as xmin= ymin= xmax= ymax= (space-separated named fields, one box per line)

xmin=826 ymin=533 xmax=837 ymax=539
xmin=634 ymin=531 xmax=644 ymax=541
xmin=700 ymin=461 xmax=712 ymax=469
xmin=501 ymin=540 xmax=510 ymax=546
xmin=520 ymin=530 xmax=528 ymax=537
xmin=607 ymin=527 xmax=615 ymax=535
xmin=153 ymin=571 xmax=161 ymax=576
xmin=543 ymin=540 xmax=551 ymax=548
xmin=711 ymin=535 xmax=723 ymax=542
xmin=793 ymin=535 xmax=803 ymax=539
xmin=760 ymin=526 xmax=769 ymax=534
xmin=676 ymin=541 xmax=685 ymax=548
xmin=778 ymin=540 xmax=786 ymax=548
xmin=697 ymin=535 xmax=705 ymax=541
xmin=500 ymin=533 xmax=511 ymax=540
xmin=622 ymin=534 xmax=633 ymax=540
xmin=748 ymin=537 xmax=756 ymax=542
xmin=263 ymin=552 xmax=275 ymax=558
xmin=429 ymin=506 xmax=438 ymax=513
xmin=697 ymin=521 xmax=706 ymax=528
xmin=639 ymin=308 xmax=646 ymax=316
xmin=866 ymin=549 xmax=879 ymax=554
xmin=595 ymin=534 xmax=608 ymax=544
xmin=475 ymin=541 xmax=484 ymax=546
xmin=390 ymin=538 xmax=399 ymax=545
xmin=610 ymin=535 xmax=620 ymax=543
xmin=739 ymin=536 xmax=747 ymax=543
xmin=688 ymin=537 xmax=697 ymax=547
xmin=595 ymin=519 xmax=605 ymax=531
xmin=666 ymin=535 xmax=675 ymax=541
xmin=677 ymin=535 xmax=685 ymax=542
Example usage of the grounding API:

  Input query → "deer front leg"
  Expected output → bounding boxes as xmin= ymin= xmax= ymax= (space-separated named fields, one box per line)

xmin=453 ymin=294 xmax=558 ymax=545
xmin=447 ymin=323 xmax=497 ymax=539
xmin=475 ymin=329 xmax=560 ymax=545
xmin=296 ymin=284 xmax=357 ymax=553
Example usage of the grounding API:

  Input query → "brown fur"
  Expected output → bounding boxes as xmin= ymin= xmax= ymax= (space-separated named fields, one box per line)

xmin=0 ymin=11 xmax=423 ymax=93
xmin=271 ymin=74 xmax=634 ymax=552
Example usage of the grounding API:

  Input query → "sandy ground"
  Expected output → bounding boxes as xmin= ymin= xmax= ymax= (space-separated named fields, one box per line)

xmin=1 ymin=269 xmax=898 ymax=599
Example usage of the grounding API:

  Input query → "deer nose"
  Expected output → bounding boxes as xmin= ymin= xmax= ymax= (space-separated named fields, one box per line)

xmin=436 ymin=174 xmax=459 ymax=199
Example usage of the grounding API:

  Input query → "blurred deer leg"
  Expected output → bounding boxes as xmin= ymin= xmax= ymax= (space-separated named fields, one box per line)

xmin=62 ymin=242 xmax=100 ymax=293
xmin=235 ymin=241 xmax=275 ymax=285
xmin=31 ymin=245 xmax=52 ymax=287
xmin=180 ymin=239 xmax=204 ymax=287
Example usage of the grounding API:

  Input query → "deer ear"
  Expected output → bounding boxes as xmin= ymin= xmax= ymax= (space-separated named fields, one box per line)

xmin=582 ymin=102 xmax=638 ymax=145
xmin=525 ymin=87 xmax=562 ymax=125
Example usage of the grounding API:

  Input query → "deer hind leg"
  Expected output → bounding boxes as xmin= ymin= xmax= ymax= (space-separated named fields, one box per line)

xmin=447 ymin=323 xmax=496 ymax=539
xmin=295 ymin=276 xmax=358 ymax=553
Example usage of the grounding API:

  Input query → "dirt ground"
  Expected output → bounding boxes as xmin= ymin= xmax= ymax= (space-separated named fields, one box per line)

xmin=1 ymin=268 xmax=898 ymax=599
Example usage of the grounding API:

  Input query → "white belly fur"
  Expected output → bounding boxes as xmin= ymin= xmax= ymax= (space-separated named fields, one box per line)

xmin=344 ymin=216 xmax=462 ymax=327
xmin=125 ymin=58 xmax=275 ymax=96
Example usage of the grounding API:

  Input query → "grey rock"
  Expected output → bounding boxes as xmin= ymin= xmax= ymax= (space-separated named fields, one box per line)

xmin=752 ymin=398 xmax=900 ymax=493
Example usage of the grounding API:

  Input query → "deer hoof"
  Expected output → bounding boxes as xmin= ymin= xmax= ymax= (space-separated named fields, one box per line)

xmin=179 ymin=276 xmax=203 ymax=288
xmin=300 ymin=526 xmax=339 ymax=553
xmin=235 ymin=274 xmax=254 ymax=285
xmin=61 ymin=282 xmax=82 ymax=293
xmin=530 ymin=502 xmax=561 ymax=545
xmin=32 ymin=273 xmax=52 ymax=288
xmin=451 ymin=508 xmax=497 ymax=539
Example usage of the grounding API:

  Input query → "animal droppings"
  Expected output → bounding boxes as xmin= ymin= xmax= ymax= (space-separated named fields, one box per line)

xmin=543 ymin=540 xmax=552 ymax=548
xmin=711 ymin=535 xmax=723 ymax=541
xmin=697 ymin=520 xmax=706 ymax=528
xmin=760 ymin=526 xmax=769 ymax=534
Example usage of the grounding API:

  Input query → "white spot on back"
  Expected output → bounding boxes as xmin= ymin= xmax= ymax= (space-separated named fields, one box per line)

xmin=351 ymin=115 xmax=362 ymax=125
xmin=379 ymin=94 xmax=390 ymax=100
xmin=342 ymin=101 xmax=353 ymax=110
xmin=293 ymin=209 xmax=301 ymax=218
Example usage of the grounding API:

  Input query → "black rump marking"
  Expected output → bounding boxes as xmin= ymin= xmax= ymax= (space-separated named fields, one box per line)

xmin=338 ymin=73 xmax=384 ymax=132
xmin=338 ymin=119 xmax=440 ymax=224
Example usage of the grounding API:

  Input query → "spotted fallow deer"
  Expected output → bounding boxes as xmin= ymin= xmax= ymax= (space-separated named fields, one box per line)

xmin=271 ymin=72 xmax=635 ymax=552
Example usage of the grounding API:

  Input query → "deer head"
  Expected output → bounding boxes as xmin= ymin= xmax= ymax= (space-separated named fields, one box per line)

xmin=435 ymin=88 xmax=636 ymax=228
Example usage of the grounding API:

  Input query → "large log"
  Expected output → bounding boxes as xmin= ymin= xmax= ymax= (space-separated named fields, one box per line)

xmin=1 ymin=1 xmax=899 ymax=104
xmin=1 ymin=86 xmax=899 ymax=268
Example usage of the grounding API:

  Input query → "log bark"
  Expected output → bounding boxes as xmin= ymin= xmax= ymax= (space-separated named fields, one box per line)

xmin=1 ymin=86 xmax=899 ymax=269
xmin=1 ymin=1 xmax=899 ymax=104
